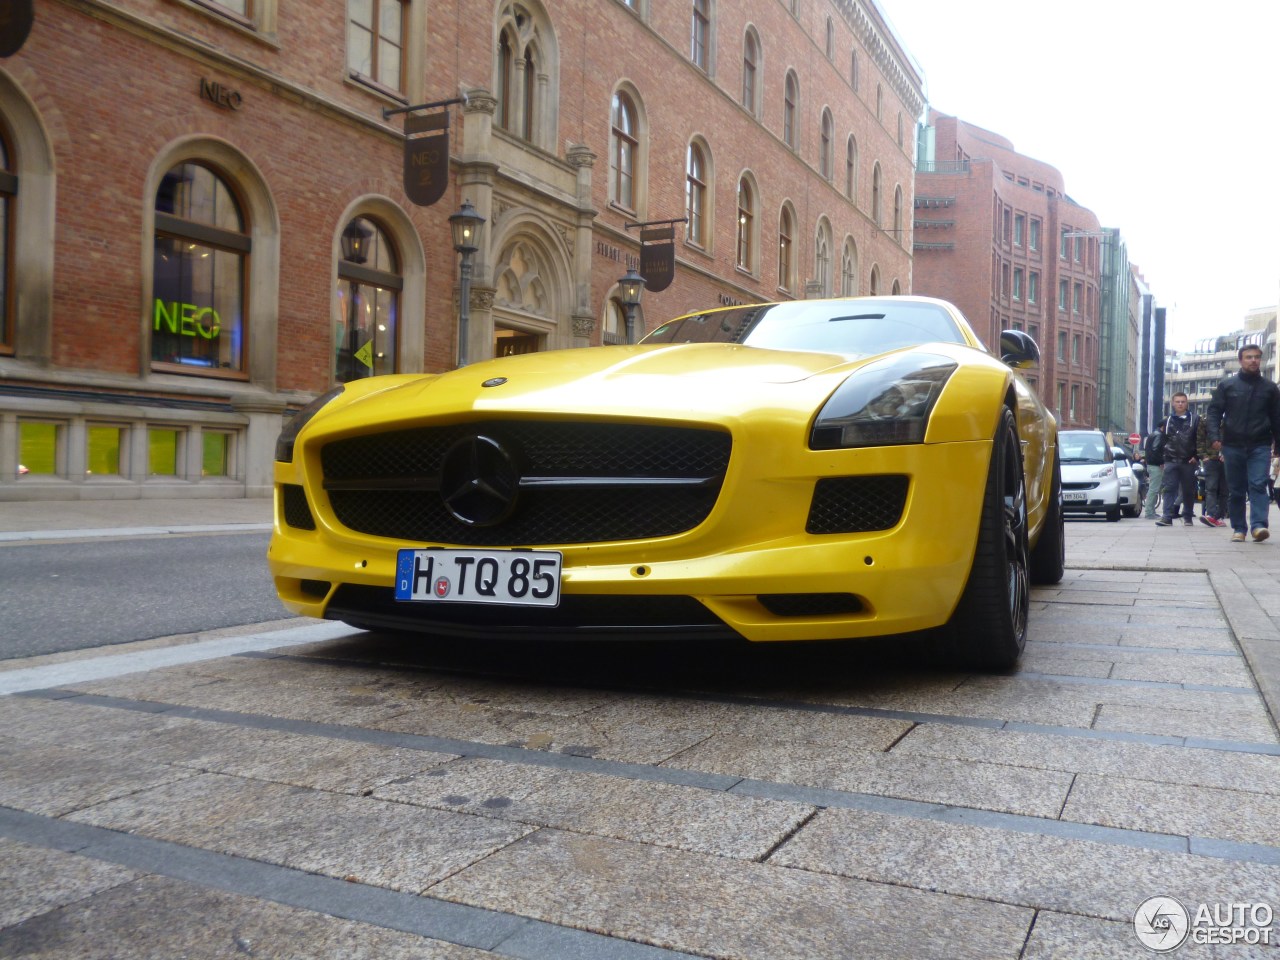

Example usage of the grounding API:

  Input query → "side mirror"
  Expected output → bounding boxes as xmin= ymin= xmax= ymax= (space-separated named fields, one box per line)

xmin=999 ymin=329 xmax=1040 ymax=369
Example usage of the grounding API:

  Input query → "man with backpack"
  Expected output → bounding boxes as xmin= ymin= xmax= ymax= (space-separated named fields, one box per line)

xmin=1205 ymin=343 xmax=1280 ymax=542
xmin=1141 ymin=427 xmax=1166 ymax=519
xmin=1155 ymin=392 xmax=1200 ymax=527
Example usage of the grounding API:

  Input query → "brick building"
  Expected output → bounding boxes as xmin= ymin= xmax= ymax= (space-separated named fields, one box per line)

xmin=0 ymin=0 xmax=921 ymax=500
xmin=913 ymin=110 xmax=1104 ymax=429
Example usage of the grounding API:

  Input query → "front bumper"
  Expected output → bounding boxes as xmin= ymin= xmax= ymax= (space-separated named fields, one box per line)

xmin=268 ymin=439 xmax=993 ymax=643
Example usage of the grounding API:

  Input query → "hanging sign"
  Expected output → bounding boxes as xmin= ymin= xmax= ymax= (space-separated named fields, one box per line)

xmin=0 ymin=0 xmax=34 ymax=58
xmin=403 ymin=109 xmax=450 ymax=207
xmin=639 ymin=225 xmax=675 ymax=293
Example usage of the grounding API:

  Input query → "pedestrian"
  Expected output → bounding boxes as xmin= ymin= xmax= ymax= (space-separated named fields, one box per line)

xmin=1141 ymin=428 xmax=1165 ymax=519
xmin=1196 ymin=415 xmax=1227 ymax=526
xmin=1155 ymin=393 xmax=1200 ymax=527
xmin=1205 ymin=343 xmax=1280 ymax=543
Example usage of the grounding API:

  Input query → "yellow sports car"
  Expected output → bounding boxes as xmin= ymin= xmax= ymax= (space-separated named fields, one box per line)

xmin=268 ymin=296 xmax=1062 ymax=669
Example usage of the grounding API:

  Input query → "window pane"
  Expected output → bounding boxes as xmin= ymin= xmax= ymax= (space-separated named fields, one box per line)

xmin=149 ymin=429 xmax=179 ymax=476
xmin=348 ymin=21 xmax=373 ymax=76
xmin=335 ymin=281 xmax=398 ymax=382
xmin=19 ymin=422 xmax=58 ymax=475
xmin=378 ymin=39 xmax=402 ymax=87
xmin=155 ymin=163 xmax=243 ymax=232
xmin=87 ymin=426 xmax=122 ymax=476
xmin=203 ymin=432 xmax=230 ymax=476
xmin=0 ymin=193 xmax=8 ymax=349
xmin=379 ymin=0 xmax=402 ymax=40
xmin=152 ymin=237 xmax=245 ymax=371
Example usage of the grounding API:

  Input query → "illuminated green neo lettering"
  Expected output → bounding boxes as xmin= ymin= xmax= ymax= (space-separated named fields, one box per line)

xmin=153 ymin=300 xmax=220 ymax=338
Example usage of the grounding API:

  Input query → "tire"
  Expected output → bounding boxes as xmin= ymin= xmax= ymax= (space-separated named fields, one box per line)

xmin=1105 ymin=507 xmax=1121 ymax=522
xmin=1029 ymin=446 xmax=1065 ymax=585
xmin=1123 ymin=505 xmax=1140 ymax=518
xmin=948 ymin=406 xmax=1029 ymax=670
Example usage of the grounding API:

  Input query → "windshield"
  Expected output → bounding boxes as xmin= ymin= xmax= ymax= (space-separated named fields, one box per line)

xmin=1059 ymin=431 xmax=1112 ymax=464
xmin=641 ymin=299 xmax=970 ymax=359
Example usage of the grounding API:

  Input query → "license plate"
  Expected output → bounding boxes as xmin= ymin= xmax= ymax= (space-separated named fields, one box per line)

xmin=1063 ymin=491 xmax=1086 ymax=502
xmin=395 ymin=549 xmax=562 ymax=606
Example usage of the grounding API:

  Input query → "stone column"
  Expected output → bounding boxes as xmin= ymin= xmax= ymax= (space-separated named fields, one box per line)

xmin=231 ymin=395 xmax=289 ymax=498
xmin=566 ymin=144 xmax=598 ymax=347
xmin=459 ymin=88 xmax=499 ymax=364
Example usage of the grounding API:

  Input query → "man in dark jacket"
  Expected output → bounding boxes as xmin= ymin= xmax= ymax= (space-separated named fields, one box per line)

xmin=1206 ymin=343 xmax=1280 ymax=542
xmin=1155 ymin=392 xmax=1200 ymax=527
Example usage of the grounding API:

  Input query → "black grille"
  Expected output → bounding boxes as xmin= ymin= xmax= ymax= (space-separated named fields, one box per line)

xmin=281 ymin=484 xmax=315 ymax=530
xmin=759 ymin=593 xmax=864 ymax=616
xmin=806 ymin=475 xmax=909 ymax=533
xmin=325 ymin=584 xmax=736 ymax=641
xmin=320 ymin=421 xmax=731 ymax=545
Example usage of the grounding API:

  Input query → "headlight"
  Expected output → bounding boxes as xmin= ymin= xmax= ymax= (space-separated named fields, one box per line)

xmin=275 ymin=386 xmax=344 ymax=462
xmin=1089 ymin=466 xmax=1115 ymax=480
xmin=1119 ymin=476 xmax=1133 ymax=488
xmin=810 ymin=353 xmax=958 ymax=449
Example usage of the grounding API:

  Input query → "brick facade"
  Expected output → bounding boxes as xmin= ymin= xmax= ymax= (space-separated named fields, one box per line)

xmin=0 ymin=0 xmax=922 ymax=499
xmin=914 ymin=111 xmax=1104 ymax=429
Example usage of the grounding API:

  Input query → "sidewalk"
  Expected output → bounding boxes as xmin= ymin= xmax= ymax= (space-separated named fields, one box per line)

xmin=1 ymin=496 xmax=1277 ymax=736
xmin=0 ymin=496 xmax=272 ymax=540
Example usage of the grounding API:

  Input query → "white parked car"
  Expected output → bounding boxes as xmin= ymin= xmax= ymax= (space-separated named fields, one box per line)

xmin=1110 ymin=445 xmax=1143 ymax=518
xmin=1058 ymin=429 xmax=1121 ymax=522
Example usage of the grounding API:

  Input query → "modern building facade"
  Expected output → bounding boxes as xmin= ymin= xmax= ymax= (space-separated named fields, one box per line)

xmin=0 ymin=0 xmax=922 ymax=500
xmin=912 ymin=110 xmax=1105 ymax=429
xmin=1095 ymin=228 xmax=1140 ymax=438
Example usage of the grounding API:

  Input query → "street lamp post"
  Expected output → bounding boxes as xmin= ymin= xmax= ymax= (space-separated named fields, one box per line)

xmin=449 ymin=199 xmax=485 ymax=366
xmin=340 ymin=219 xmax=373 ymax=382
xmin=618 ymin=267 xmax=646 ymax=344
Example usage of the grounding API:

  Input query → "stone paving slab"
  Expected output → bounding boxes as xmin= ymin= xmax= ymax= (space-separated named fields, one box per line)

xmin=430 ymin=828 xmax=1035 ymax=960
xmin=1095 ymin=702 xmax=1279 ymax=743
xmin=891 ymin=724 xmax=1280 ymax=794
xmin=372 ymin=756 xmax=814 ymax=860
xmin=1062 ymin=773 xmax=1280 ymax=847
xmin=0 ymin=838 xmax=138 ymax=930
xmin=67 ymin=773 xmax=534 ymax=894
xmin=372 ymin=704 xmax=709 ymax=765
xmin=660 ymin=733 xmax=1074 ymax=817
xmin=0 ymin=739 xmax=199 ymax=818
xmin=0 ymin=873 xmax=500 ymax=959
xmin=768 ymin=807 xmax=1280 ymax=924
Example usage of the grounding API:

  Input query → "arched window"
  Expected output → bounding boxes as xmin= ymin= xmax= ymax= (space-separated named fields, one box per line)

xmin=815 ymin=220 xmax=832 ymax=296
xmin=897 ymin=111 xmax=904 ymax=147
xmin=891 ymin=279 xmax=902 ymax=295
xmin=151 ymin=162 xmax=249 ymax=376
xmin=845 ymin=135 xmax=858 ymax=201
xmin=742 ymin=28 xmax=759 ymax=114
xmin=686 ymin=141 xmax=708 ymax=246
xmin=783 ymin=71 xmax=798 ymax=149
xmin=871 ymin=162 xmax=882 ymax=226
xmin=611 ymin=91 xmax=639 ymax=210
xmin=825 ymin=17 xmax=834 ymax=59
xmin=494 ymin=2 xmax=559 ymax=150
xmin=841 ymin=238 xmax=858 ymax=296
xmin=820 ymin=109 xmax=833 ymax=180
xmin=0 ymin=125 xmax=12 ymax=355
xmin=335 ymin=217 xmax=401 ymax=382
xmin=777 ymin=206 xmax=794 ymax=292
xmin=869 ymin=264 xmax=880 ymax=295
xmin=893 ymin=185 xmax=904 ymax=243
xmin=850 ymin=50 xmax=859 ymax=91
xmin=736 ymin=177 xmax=754 ymax=271
xmin=691 ymin=0 xmax=710 ymax=70
xmin=876 ymin=83 xmax=883 ymax=121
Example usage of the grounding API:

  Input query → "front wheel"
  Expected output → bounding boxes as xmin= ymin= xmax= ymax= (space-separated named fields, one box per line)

xmin=947 ymin=406 xmax=1029 ymax=670
xmin=1106 ymin=507 xmax=1121 ymax=522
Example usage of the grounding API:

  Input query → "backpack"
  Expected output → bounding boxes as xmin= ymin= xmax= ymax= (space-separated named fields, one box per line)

xmin=1145 ymin=428 xmax=1166 ymax=465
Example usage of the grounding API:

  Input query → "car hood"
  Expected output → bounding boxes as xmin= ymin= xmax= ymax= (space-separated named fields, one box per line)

xmin=325 ymin=343 xmax=884 ymax=428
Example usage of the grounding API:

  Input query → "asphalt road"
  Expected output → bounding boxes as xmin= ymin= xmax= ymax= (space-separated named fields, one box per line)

xmin=0 ymin=532 xmax=288 ymax=659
